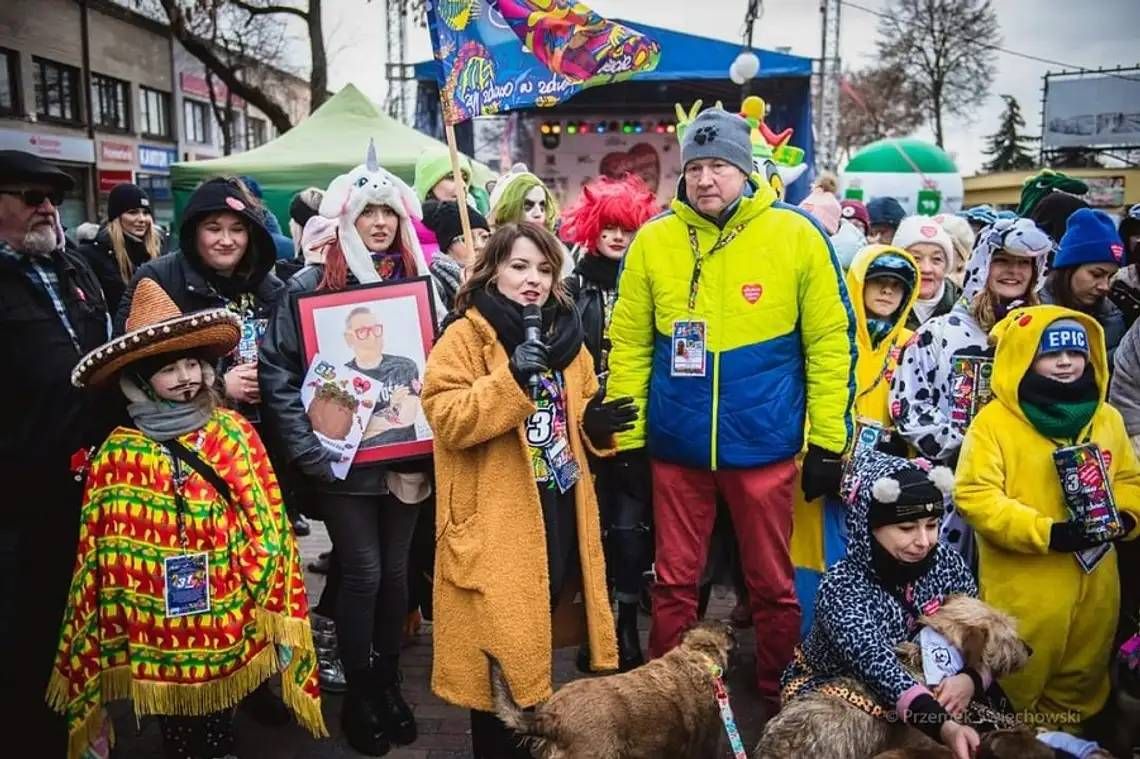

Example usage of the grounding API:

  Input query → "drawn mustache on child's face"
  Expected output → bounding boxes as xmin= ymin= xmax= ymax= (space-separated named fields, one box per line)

xmin=169 ymin=381 xmax=201 ymax=400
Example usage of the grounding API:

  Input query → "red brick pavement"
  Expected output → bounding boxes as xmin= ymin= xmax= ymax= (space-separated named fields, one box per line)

xmin=107 ymin=523 xmax=770 ymax=758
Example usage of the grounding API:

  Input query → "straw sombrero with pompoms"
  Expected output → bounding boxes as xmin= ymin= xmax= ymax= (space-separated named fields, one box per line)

xmin=72 ymin=279 xmax=240 ymax=388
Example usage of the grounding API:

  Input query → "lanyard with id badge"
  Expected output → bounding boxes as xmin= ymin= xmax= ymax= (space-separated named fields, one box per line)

xmin=163 ymin=436 xmax=211 ymax=618
xmin=526 ymin=372 xmax=582 ymax=494
xmin=672 ymin=225 xmax=746 ymax=378
xmin=1053 ymin=441 xmax=1126 ymax=573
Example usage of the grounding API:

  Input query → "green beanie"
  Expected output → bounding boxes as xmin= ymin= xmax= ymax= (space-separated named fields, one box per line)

xmin=413 ymin=149 xmax=472 ymax=202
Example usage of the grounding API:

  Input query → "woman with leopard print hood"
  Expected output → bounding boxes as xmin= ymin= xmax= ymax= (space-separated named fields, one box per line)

xmin=776 ymin=450 xmax=984 ymax=758
xmin=888 ymin=218 xmax=1052 ymax=567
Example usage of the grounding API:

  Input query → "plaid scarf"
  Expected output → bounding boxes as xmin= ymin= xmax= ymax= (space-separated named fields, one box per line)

xmin=47 ymin=409 xmax=326 ymax=758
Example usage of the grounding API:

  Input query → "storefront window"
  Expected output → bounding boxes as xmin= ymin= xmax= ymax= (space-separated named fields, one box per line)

xmin=33 ymin=57 xmax=80 ymax=123
xmin=140 ymin=87 xmax=171 ymax=138
xmin=55 ymin=165 xmax=90 ymax=234
xmin=91 ymin=74 xmax=130 ymax=131
xmin=136 ymin=173 xmax=174 ymax=228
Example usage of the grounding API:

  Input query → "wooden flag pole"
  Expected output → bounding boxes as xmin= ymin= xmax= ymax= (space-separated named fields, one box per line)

xmin=443 ymin=118 xmax=476 ymax=262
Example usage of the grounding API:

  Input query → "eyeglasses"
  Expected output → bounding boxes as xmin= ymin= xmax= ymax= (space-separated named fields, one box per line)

xmin=0 ymin=188 xmax=65 ymax=207
xmin=350 ymin=324 xmax=383 ymax=339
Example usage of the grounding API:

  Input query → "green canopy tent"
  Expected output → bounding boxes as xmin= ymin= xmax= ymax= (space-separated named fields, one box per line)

xmin=170 ymin=83 xmax=494 ymax=236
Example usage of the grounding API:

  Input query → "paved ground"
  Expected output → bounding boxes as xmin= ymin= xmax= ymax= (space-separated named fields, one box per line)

xmin=109 ymin=522 xmax=770 ymax=758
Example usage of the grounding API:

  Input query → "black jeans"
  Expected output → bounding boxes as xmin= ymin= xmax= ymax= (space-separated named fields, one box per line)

xmin=594 ymin=457 xmax=652 ymax=603
xmin=320 ymin=492 xmax=419 ymax=671
xmin=407 ymin=495 xmax=436 ymax=621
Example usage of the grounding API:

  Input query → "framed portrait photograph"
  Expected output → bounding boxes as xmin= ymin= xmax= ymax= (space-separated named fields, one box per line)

xmin=296 ymin=277 xmax=437 ymax=466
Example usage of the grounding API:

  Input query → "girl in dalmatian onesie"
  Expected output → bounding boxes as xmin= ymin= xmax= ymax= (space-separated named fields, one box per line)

xmin=889 ymin=218 xmax=1052 ymax=567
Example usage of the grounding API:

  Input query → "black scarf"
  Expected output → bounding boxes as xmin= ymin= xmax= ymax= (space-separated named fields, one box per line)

xmin=575 ymin=254 xmax=620 ymax=291
xmin=1018 ymin=364 xmax=1098 ymax=407
xmin=870 ymin=535 xmax=937 ymax=590
xmin=471 ymin=289 xmax=583 ymax=370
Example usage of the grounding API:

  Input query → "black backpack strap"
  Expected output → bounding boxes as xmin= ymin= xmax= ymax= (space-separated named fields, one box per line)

xmin=164 ymin=439 xmax=232 ymax=503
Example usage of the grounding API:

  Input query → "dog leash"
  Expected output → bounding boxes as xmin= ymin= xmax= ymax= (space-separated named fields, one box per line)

xmin=708 ymin=664 xmax=748 ymax=759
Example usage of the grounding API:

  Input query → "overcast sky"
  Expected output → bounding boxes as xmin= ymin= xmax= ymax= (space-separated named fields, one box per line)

xmin=319 ymin=0 xmax=1140 ymax=175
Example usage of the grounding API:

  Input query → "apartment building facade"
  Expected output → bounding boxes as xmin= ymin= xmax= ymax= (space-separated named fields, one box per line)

xmin=0 ymin=0 xmax=308 ymax=229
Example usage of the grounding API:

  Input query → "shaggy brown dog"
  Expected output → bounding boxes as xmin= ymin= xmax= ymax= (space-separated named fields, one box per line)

xmin=489 ymin=620 xmax=735 ymax=758
xmin=753 ymin=595 xmax=1032 ymax=759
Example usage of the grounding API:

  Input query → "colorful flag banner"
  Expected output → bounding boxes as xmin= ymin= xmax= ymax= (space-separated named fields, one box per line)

xmin=427 ymin=0 xmax=661 ymax=124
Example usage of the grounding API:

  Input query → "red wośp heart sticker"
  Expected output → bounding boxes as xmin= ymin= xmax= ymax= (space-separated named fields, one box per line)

xmin=741 ymin=283 xmax=763 ymax=304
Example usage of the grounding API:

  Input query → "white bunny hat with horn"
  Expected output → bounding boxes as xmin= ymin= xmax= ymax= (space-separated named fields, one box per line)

xmin=319 ymin=140 xmax=432 ymax=289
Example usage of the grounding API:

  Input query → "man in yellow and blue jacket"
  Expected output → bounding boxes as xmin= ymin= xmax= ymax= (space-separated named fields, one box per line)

xmin=607 ymin=106 xmax=856 ymax=709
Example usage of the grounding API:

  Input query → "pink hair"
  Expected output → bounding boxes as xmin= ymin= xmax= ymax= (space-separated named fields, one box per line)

xmin=559 ymin=175 xmax=659 ymax=255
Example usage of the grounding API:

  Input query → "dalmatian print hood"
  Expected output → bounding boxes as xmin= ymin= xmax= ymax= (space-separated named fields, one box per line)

xmin=961 ymin=217 xmax=1053 ymax=303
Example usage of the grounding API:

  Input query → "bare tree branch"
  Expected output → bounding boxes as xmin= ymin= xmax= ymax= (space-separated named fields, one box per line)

xmin=230 ymin=0 xmax=308 ymax=21
xmin=876 ymin=0 xmax=1000 ymax=146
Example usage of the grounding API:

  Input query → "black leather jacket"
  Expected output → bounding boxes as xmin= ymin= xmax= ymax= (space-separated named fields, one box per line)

xmin=113 ymin=249 xmax=284 ymax=335
xmin=564 ymin=272 xmax=612 ymax=378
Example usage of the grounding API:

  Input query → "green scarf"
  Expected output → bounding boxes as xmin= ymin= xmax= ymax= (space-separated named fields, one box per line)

xmin=1020 ymin=398 xmax=1098 ymax=440
xmin=1018 ymin=367 xmax=1099 ymax=441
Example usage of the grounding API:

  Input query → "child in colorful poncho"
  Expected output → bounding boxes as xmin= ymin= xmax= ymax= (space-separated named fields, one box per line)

xmin=48 ymin=279 xmax=326 ymax=759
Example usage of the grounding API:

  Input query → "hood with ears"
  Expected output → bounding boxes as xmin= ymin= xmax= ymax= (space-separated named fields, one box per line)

xmin=318 ymin=140 xmax=430 ymax=285
xmin=961 ymin=217 xmax=1053 ymax=302
xmin=989 ymin=305 xmax=1108 ymax=425
xmin=842 ymin=449 xmax=951 ymax=569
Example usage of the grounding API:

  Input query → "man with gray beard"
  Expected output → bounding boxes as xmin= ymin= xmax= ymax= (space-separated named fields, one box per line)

xmin=0 ymin=150 xmax=112 ymax=747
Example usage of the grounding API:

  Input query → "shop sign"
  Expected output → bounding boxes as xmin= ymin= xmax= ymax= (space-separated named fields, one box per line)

xmin=100 ymin=140 xmax=135 ymax=164
xmin=0 ymin=127 xmax=94 ymax=163
xmin=179 ymin=72 xmax=245 ymax=108
xmin=98 ymin=169 xmax=134 ymax=193
xmin=138 ymin=144 xmax=178 ymax=173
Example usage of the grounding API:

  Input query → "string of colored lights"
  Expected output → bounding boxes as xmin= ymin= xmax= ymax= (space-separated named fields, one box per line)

xmin=539 ymin=120 xmax=678 ymax=136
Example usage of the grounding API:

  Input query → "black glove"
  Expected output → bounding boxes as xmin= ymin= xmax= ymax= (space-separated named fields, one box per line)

xmin=801 ymin=444 xmax=844 ymax=501
xmin=1116 ymin=512 xmax=1137 ymax=541
xmin=295 ymin=446 xmax=336 ymax=484
xmin=508 ymin=339 xmax=549 ymax=388
xmin=582 ymin=392 xmax=638 ymax=447
xmin=1049 ymin=520 xmax=1104 ymax=553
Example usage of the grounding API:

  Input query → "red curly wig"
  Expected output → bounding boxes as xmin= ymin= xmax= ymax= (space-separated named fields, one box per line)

xmin=559 ymin=175 xmax=660 ymax=255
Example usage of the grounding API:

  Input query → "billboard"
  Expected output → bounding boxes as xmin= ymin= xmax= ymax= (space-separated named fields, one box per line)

xmin=530 ymin=118 xmax=679 ymax=207
xmin=1043 ymin=72 xmax=1140 ymax=151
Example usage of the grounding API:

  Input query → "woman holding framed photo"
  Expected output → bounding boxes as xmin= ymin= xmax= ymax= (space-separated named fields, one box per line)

xmin=421 ymin=222 xmax=636 ymax=757
xmin=259 ymin=144 xmax=436 ymax=757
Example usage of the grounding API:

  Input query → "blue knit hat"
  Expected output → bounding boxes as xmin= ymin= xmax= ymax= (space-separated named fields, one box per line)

xmin=1053 ymin=208 xmax=1126 ymax=269
xmin=1038 ymin=318 xmax=1090 ymax=357
xmin=680 ymin=109 xmax=753 ymax=176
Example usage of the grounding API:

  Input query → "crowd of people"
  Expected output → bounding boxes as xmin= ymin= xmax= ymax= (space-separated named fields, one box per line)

xmin=3 ymin=94 xmax=1140 ymax=759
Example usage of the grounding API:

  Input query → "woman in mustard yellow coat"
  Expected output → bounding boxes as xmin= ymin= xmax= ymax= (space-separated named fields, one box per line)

xmin=956 ymin=305 xmax=1140 ymax=729
xmin=422 ymin=222 xmax=629 ymax=757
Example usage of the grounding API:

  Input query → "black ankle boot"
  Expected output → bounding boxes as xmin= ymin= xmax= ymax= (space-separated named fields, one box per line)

xmin=617 ymin=601 xmax=645 ymax=672
xmin=374 ymin=655 xmax=417 ymax=745
xmin=343 ymin=669 xmax=390 ymax=756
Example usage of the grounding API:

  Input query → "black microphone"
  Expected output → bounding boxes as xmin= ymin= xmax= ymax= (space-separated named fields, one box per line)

xmin=522 ymin=303 xmax=543 ymax=400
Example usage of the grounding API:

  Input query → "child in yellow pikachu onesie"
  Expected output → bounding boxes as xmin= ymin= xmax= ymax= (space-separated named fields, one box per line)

xmin=955 ymin=305 xmax=1140 ymax=729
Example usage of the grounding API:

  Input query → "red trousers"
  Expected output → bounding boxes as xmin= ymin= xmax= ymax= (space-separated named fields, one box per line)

xmin=648 ymin=457 xmax=799 ymax=706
